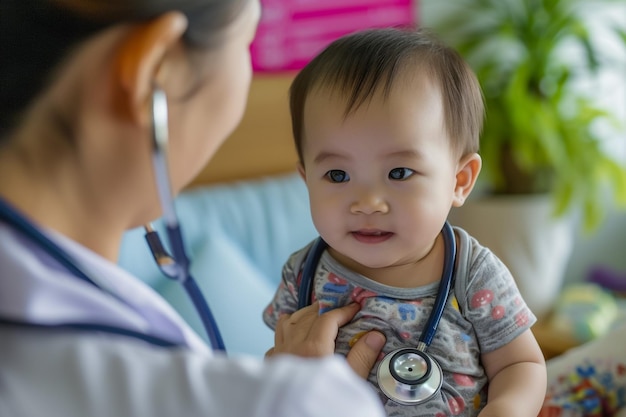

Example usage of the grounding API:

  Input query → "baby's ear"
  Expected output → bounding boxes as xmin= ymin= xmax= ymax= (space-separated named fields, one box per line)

xmin=453 ymin=153 xmax=482 ymax=207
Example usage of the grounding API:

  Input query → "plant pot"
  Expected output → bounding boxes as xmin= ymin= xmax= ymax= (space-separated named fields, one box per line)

xmin=447 ymin=194 xmax=575 ymax=319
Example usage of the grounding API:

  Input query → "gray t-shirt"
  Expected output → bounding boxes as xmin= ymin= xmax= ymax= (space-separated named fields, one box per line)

xmin=263 ymin=226 xmax=536 ymax=417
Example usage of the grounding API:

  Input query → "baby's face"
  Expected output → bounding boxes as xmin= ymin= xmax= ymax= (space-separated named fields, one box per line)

xmin=299 ymin=74 xmax=461 ymax=272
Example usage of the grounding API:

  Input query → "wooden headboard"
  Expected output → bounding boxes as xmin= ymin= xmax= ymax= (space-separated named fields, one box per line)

xmin=189 ymin=73 xmax=299 ymax=187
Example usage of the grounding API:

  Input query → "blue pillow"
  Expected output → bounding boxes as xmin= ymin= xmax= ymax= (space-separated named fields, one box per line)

xmin=118 ymin=173 xmax=317 ymax=357
xmin=155 ymin=238 xmax=278 ymax=356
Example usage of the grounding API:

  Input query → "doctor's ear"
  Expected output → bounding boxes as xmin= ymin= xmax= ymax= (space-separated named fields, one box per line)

xmin=452 ymin=153 xmax=482 ymax=207
xmin=113 ymin=12 xmax=188 ymax=125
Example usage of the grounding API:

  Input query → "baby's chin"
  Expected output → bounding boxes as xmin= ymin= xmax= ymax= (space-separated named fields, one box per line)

xmin=331 ymin=249 xmax=399 ymax=272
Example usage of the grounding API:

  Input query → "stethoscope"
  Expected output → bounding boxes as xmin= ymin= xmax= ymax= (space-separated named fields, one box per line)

xmin=0 ymin=87 xmax=226 ymax=352
xmin=297 ymin=222 xmax=456 ymax=405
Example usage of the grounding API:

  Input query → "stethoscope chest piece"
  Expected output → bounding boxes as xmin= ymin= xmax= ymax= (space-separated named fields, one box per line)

xmin=377 ymin=347 xmax=443 ymax=405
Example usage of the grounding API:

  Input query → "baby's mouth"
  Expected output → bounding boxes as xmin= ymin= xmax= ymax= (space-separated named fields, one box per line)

xmin=351 ymin=230 xmax=393 ymax=243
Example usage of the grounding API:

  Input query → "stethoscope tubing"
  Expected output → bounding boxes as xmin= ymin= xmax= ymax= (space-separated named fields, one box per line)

xmin=143 ymin=86 xmax=226 ymax=351
xmin=420 ymin=222 xmax=456 ymax=346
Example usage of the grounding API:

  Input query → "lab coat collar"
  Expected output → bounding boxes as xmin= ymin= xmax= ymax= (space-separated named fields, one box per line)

xmin=0 ymin=222 xmax=209 ymax=354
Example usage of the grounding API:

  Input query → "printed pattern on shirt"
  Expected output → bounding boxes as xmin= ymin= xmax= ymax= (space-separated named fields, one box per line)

xmin=263 ymin=228 xmax=536 ymax=417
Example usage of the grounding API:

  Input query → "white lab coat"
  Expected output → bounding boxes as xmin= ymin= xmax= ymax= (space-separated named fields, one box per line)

xmin=0 ymin=221 xmax=385 ymax=417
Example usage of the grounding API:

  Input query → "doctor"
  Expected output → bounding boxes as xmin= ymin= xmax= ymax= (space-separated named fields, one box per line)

xmin=0 ymin=1 xmax=387 ymax=416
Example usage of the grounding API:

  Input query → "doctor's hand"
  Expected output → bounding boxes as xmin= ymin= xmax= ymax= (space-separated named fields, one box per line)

xmin=266 ymin=302 xmax=386 ymax=379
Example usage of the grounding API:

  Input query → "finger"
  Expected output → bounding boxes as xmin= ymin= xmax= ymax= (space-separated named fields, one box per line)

xmin=315 ymin=302 xmax=360 ymax=329
xmin=287 ymin=301 xmax=321 ymax=324
xmin=308 ymin=303 xmax=360 ymax=340
xmin=275 ymin=304 xmax=319 ymax=342
xmin=346 ymin=331 xmax=386 ymax=379
xmin=273 ymin=303 xmax=322 ymax=356
xmin=293 ymin=303 xmax=360 ymax=356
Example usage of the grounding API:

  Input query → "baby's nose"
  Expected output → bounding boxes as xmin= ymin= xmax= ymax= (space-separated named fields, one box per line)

xmin=350 ymin=190 xmax=389 ymax=214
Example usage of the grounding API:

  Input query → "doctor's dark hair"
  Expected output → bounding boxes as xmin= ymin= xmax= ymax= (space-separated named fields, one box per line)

xmin=289 ymin=28 xmax=484 ymax=164
xmin=0 ymin=0 xmax=249 ymax=141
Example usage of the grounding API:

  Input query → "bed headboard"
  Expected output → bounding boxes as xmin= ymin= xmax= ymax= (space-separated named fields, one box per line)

xmin=189 ymin=74 xmax=299 ymax=188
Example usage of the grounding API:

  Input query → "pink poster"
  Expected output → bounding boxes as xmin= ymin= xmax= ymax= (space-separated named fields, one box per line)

xmin=251 ymin=0 xmax=417 ymax=72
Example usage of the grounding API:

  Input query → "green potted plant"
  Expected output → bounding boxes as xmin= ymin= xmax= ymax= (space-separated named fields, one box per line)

xmin=425 ymin=0 xmax=626 ymax=317
xmin=429 ymin=0 xmax=626 ymax=230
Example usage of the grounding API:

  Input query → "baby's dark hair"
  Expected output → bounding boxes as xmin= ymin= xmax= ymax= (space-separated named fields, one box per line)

xmin=0 ymin=0 xmax=249 ymax=141
xmin=289 ymin=27 xmax=484 ymax=164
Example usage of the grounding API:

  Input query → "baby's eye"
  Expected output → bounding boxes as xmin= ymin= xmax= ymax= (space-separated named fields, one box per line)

xmin=325 ymin=170 xmax=350 ymax=183
xmin=389 ymin=167 xmax=415 ymax=180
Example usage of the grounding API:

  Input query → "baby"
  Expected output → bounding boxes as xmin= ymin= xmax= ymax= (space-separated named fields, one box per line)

xmin=264 ymin=28 xmax=546 ymax=417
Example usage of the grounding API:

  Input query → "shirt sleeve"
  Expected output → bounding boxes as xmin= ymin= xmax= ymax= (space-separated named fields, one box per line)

xmin=262 ymin=246 xmax=309 ymax=330
xmin=1 ymin=327 xmax=386 ymax=417
xmin=461 ymin=245 xmax=537 ymax=353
